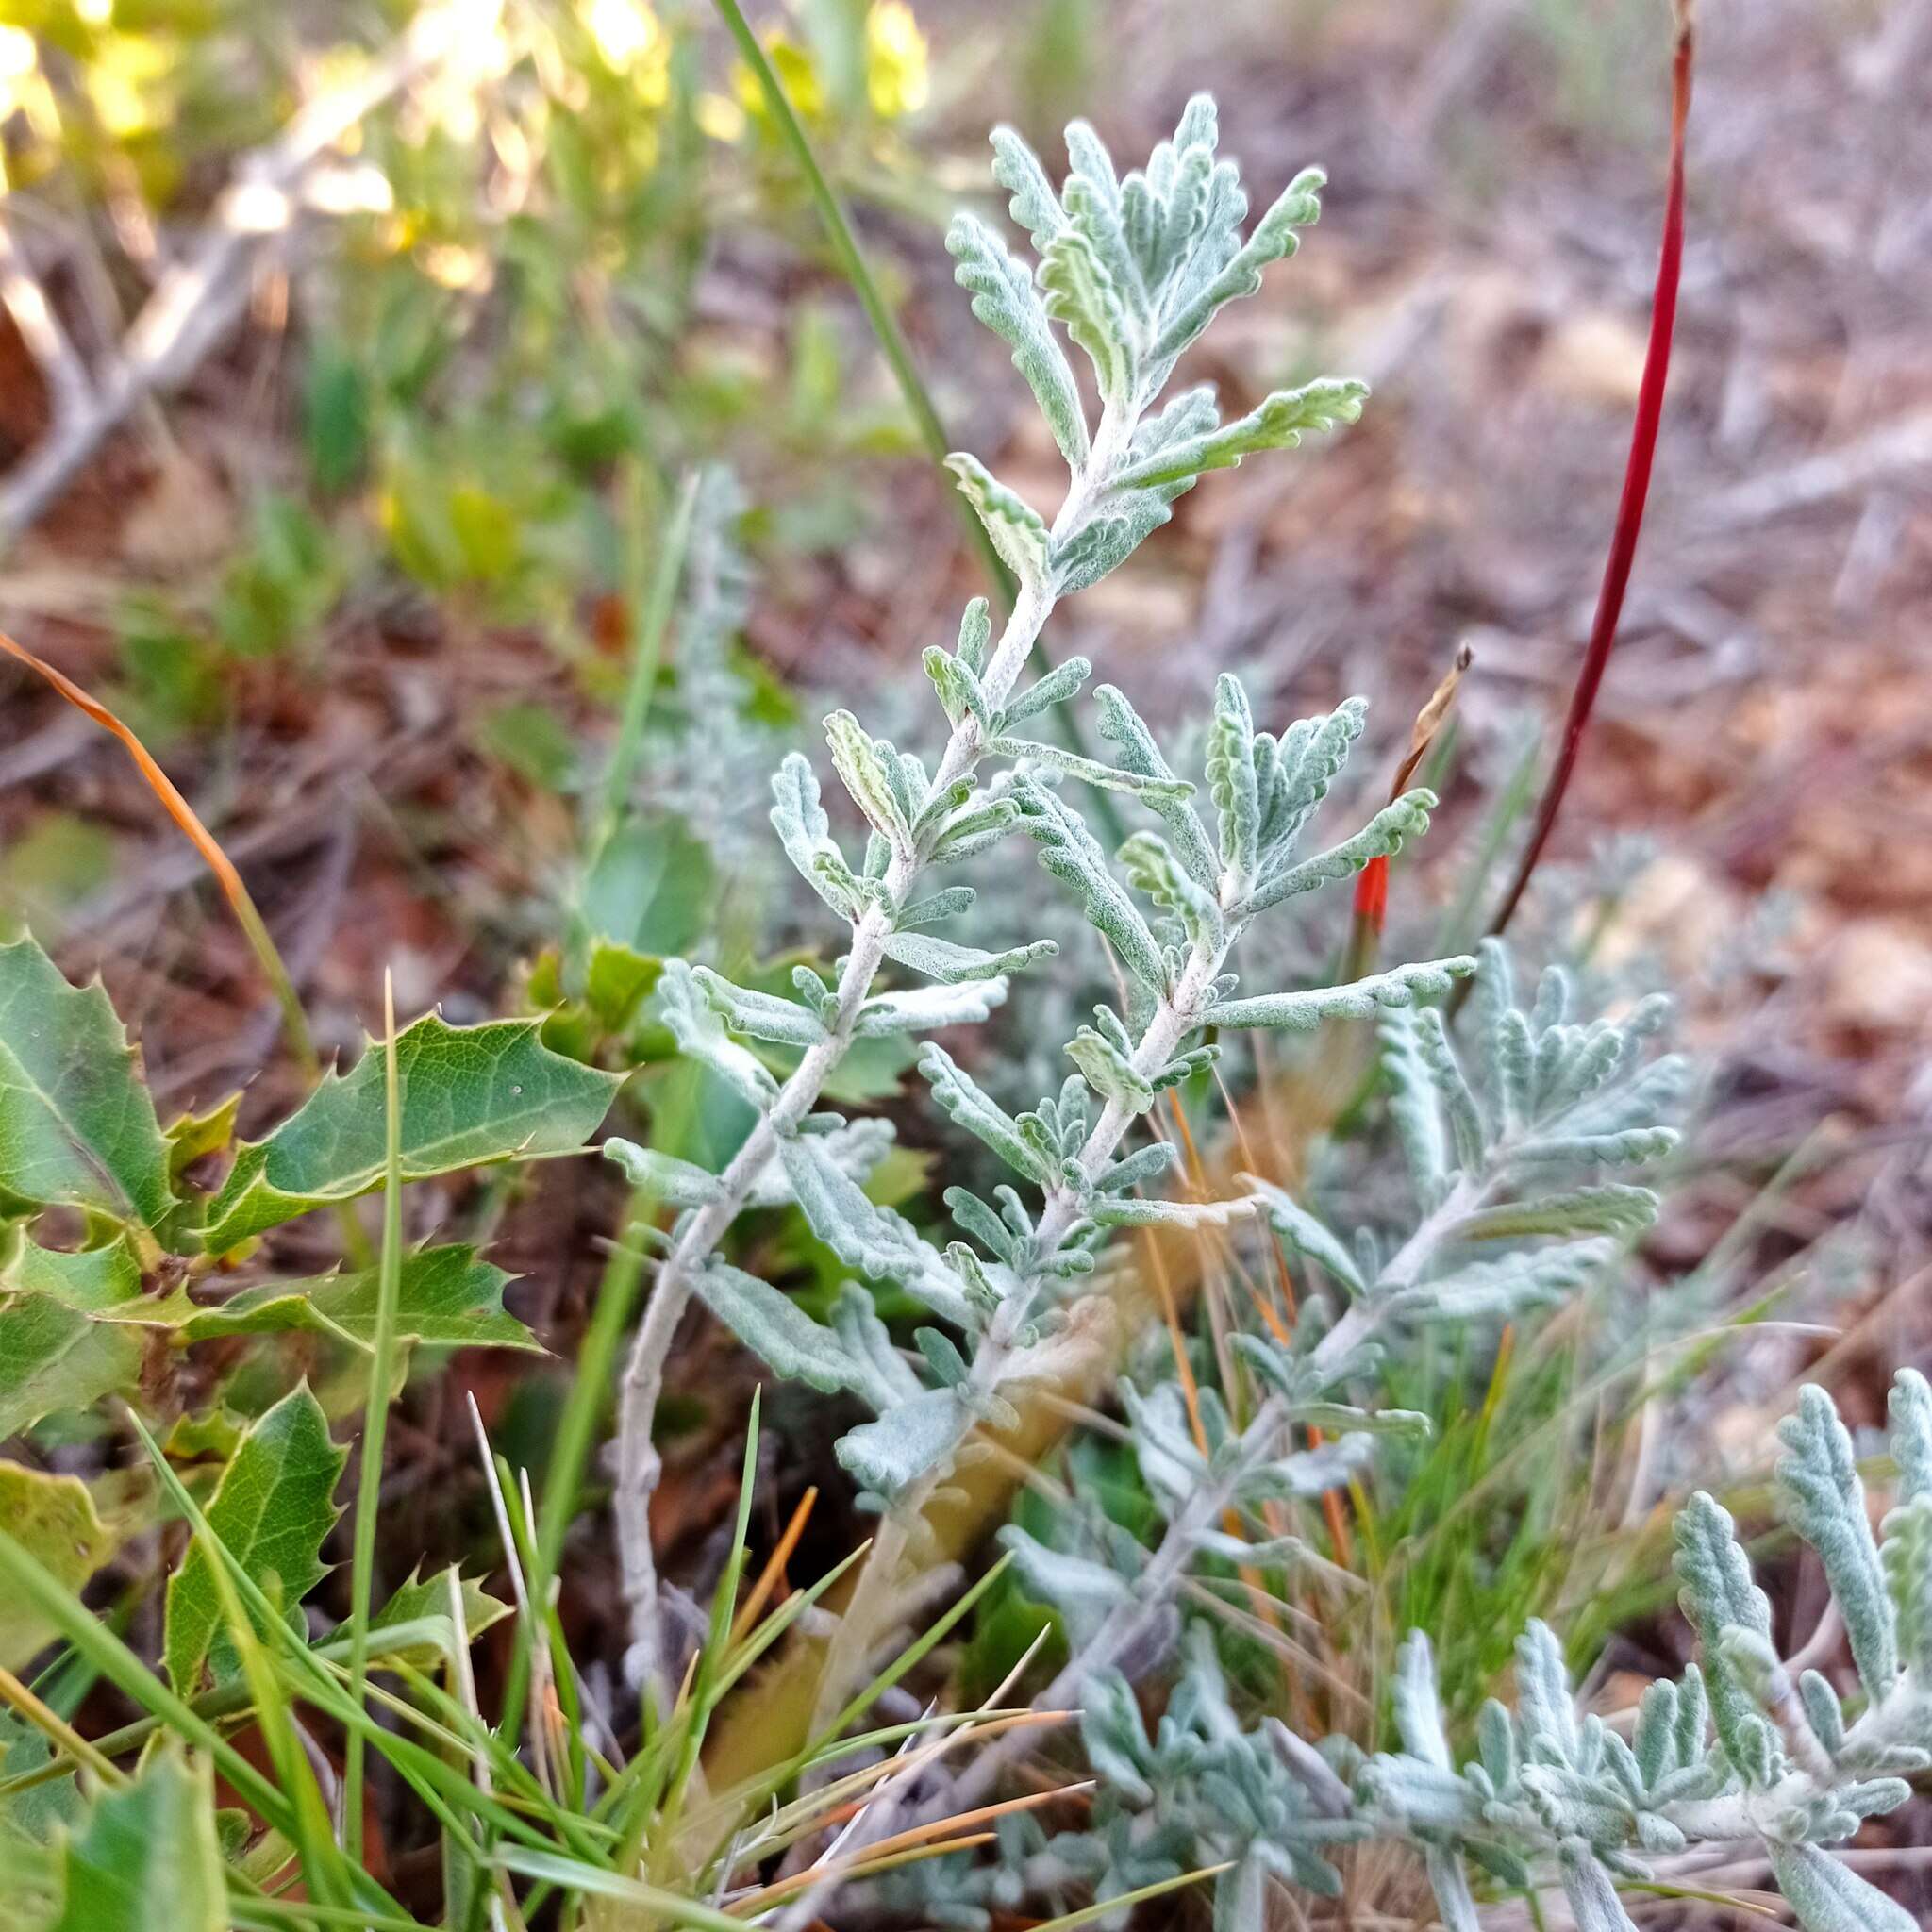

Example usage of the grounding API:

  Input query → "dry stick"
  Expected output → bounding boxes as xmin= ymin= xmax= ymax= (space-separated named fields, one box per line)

xmin=1482 ymin=5 xmax=1693 ymax=945
xmin=0 ymin=0 xmax=474 ymax=547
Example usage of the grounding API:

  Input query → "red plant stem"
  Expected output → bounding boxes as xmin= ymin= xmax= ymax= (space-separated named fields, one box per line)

xmin=1485 ymin=6 xmax=1694 ymax=941
xmin=1354 ymin=854 xmax=1390 ymax=933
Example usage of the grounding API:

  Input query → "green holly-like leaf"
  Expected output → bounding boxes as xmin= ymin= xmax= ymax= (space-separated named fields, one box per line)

xmin=0 ymin=1461 xmax=118 ymax=1668
xmin=366 ymin=1565 xmax=513 ymax=1666
xmin=199 ymin=1013 xmax=621 ymax=1254
xmin=164 ymin=1385 xmax=346 ymax=1694
xmin=215 ymin=1244 xmax=539 ymax=1352
xmin=4 ymin=1233 xmax=538 ymax=1355
xmin=0 ymin=1295 xmax=144 ymax=1440
xmin=0 ymin=937 xmax=173 ymax=1231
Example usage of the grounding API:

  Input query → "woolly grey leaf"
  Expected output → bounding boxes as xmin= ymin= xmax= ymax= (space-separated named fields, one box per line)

xmin=1039 ymin=223 xmax=1134 ymax=407
xmin=1391 ymin=1238 xmax=1618 ymax=1324
xmin=1890 ymin=1367 xmax=1932 ymax=1507
xmin=832 ymin=1288 xmax=928 ymax=1409
xmin=1088 ymin=1193 xmax=1259 ymax=1229
xmin=1206 ymin=675 xmax=1259 ymax=879
xmin=1449 ymin=1185 xmax=1659 ymax=1243
xmin=1049 ymin=494 xmax=1184 ymax=595
xmin=1091 ymin=683 xmax=1220 ymax=887
xmin=777 ymin=1134 xmax=974 ymax=1328
xmin=989 ymin=125 xmax=1065 ymax=250
xmin=1558 ymin=1841 xmax=1640 ymax=1932
xmin=1012 ymin=779 xmax=1169 ymax=996
xmin=1674 ymin=1491 xmax=1775 ymax=1774
xmin=1081 ymin=1670 xmax=1156 ymax=1807
xmin=836 ymin=1387 xmax=971 ymax=1499
xmin=1777 ymin=1384 xmax=1897 ymax=1702
xmin=922 ymin=643 xmax=991 ymax=735
xmin=694 ymin=1263 xmax=902 ymax=1410
xmin=1242 ymin=1434 xmax=1374 ymax=1502
xmin=824 ymin=710 xmax=912 ymax=849
xmin=1155 ymin=165 xmax=1327 ymax=370
xmin=1121 ymin=1379 xmax=1208 ymax=1517
xmin=1423 ymin=1848 xmax=1481 ymax=1932
xmin=999 ymin=1525 xmax=1131 ymax=1644
xmin=654 ymin=960 xmax=778 ymax=1108
xmin=1206 ymin=958 xmax=1474 ymax=1032
xmin=881 ymin=930 xmax=1057 ymax=985
xmin=919 ymin=1044 xmax=1052 ymax=1185
xmin=944 ymin=454 xmax=1052 ymax=590
xmin=999 ymin=655 xmax=1092 ymax=730
xmin=691 ymin=968 xmax=825 ymax=1049
xmin=947 ymin=211 xmax=1090 ymax=466
xmin=1881 ymin=1493 xmax=1932 ymax=1678
xmin=1246 ymin=1178 xmax=1366 ymax=1297
xmin=1241 ymin=791 xmax=1439 ymax=918
xmin=1065 ymin=1024 xmax=1157 ymax=1114
xmin=1516 ymin=1621 xmax=1581 ymax=1764
xmin=1381 ymin=1006 xmax=1449 ymax=1200
xmin=1765 ymin=1842 xmax=1917 ymax=1932
xmin=990 ymin=736 xmax=1193 ymax=801
xmin=1118 ymin=831 xmax=1222 ymax=951
xmin=1112 ymin=377 xmax=1369 ymax=491
xmin=601 ymin=1140 xmax=724 ymax=1208
xmin=1393 ymin=1632 xmax=1451 ymax=1770
xmin=854 ymin=979 xmax=1010 ymax=1039
xmin=1508 ymin=1126 xmax=1680 ymax=1168
xmin=770 ymin=753 xmax=864 ymax=920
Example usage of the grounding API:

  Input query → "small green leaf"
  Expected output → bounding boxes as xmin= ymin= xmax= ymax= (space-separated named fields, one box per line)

xmin=0 ymin=937 xmax=174 ymax=1231
xmin=0 ymin=1461 xmax=119 ymax=1668
xmin=37 ymin=1742 xmax=226 ymax=1932
xmin=200 ymin=1013 xmax=619 ymax=1253
xmin=581 ymin=814 xmax=715 ymax=958
xmin=164 ymin=1386 xmax=347 ymax=1694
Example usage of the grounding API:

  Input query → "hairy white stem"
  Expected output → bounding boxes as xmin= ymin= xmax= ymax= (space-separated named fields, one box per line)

xmin=615 ymin=376 xmax=1150 ymax=1695
xmin=614 ymin=578 xmax=1056 ymax=1695
xmin=804 ymin=919 xmax=1235 ymax=1733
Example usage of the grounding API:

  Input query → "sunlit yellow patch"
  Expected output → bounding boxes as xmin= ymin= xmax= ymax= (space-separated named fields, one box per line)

xmin=696 ymin=91 xmax=745 ymax=143
xmin=580 ymin=0 xmax=669 ymax=103
xmin=865 ymin=0 xmax=928 ymax=120
xmin=85 ymin=31 xmax=176 ymax=142
xmin=737 ymin=34 xmax=822 ymax=125
xmin=0 ymin=25 xmax=35 ymax=125
xmin=420 ymin=242 xmax=491 ymax=292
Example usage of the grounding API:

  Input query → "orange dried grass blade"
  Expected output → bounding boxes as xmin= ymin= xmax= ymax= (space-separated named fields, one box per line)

xmin=0 ymin=626 xmax=321 ymax=1082
xmin=731 ymin=1486 xmax=819 ymax=1642
xmin=1348 ymin=639 xmax=1475 ymax=971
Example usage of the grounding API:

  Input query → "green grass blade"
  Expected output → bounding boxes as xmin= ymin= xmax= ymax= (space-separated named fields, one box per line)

xmin=344 ymin=971 xmax=408 ymax=1856
xmin=1027 ymin=1865 xmax=1231 ymax=1929
xmin=591 ymin=465 xmax=699 ymax=856
xmin=492 ymin=1847 xmax=754 ymax=1929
